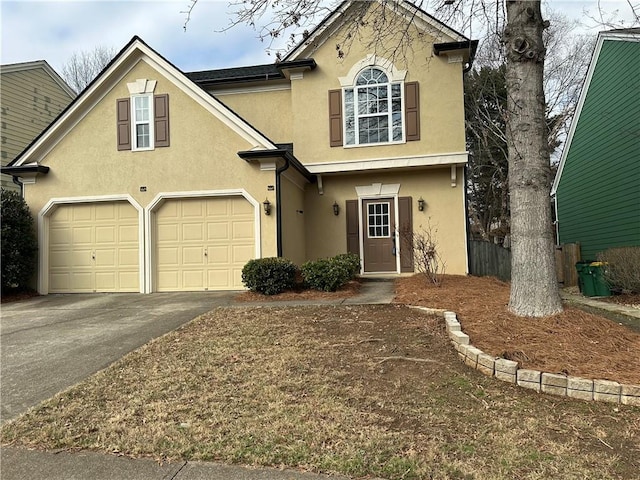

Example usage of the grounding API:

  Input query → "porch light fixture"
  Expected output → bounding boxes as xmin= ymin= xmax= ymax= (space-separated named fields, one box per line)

xmin=263 ymin=198 xmax=272 ymax=216
xmin=333 ymin=201 xmax=340 ymax=216
xmin=418 ymin=197 xmax=426 ymax=211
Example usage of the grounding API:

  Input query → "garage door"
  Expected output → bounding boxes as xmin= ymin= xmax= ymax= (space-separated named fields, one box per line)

xmin=49 ymin=202 xmax=140 ymax=293
xmin=155 ymin=197 xmax=255 ymax=291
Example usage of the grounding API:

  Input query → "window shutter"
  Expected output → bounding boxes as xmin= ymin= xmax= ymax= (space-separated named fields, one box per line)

xmin=116 ymin=98 xmax=131 ymax=151
xmin=154 ymin=94 xmax=170 ymax=148
xmin=404 ymin=82 xmax=420 ymax=142
xmin=346 ymin=199 xmax=360 ymax=256
xmin=398 ymin=196 xmax=414 ymax=272
xmin=328 ymin=89 xmax=343 ymax=147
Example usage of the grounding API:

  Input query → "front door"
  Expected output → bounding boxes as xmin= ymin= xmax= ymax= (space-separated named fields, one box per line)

xmin=362 ymin=198 xmax=396 ymax=272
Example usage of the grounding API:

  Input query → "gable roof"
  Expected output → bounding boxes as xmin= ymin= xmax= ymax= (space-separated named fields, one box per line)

xmin=283 ymin=0 xmax=471 ymax=61
xmin=551 ymin=28 xmax=640 ymax=195
xmin=0 ymin=60 xmax=76 ymax=98
xmin=9 ymin=36 xmax=283 ymax=169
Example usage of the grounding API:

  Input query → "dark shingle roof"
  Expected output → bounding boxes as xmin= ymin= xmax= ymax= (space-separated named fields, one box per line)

xmin=185 ymin=59 xmax=316 ymax=86
xmin=185 ymin=64 xmax=284 ymax=85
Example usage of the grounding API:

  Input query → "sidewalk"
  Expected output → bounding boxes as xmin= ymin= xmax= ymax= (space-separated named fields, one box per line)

xmin=0 ymin=279 xmax=395 ymax=480
xmin=560 ymin=290 xmax=640 ymax=333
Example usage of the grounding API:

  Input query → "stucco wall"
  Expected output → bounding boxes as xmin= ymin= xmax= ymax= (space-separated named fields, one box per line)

xmin=23 ymin=58 xmax=279 ymax=258
xmin=214 ymin=86 xmax=293 ymax=144
xmin=304 ymin=167 xmax=468 ymax=274
xmin=290 ymin=17 xmax=466 ymax=166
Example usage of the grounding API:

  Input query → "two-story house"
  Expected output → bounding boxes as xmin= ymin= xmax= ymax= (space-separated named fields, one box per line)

xmin=3 ymin=0 xmax=476 ymax=294
xmin=1 ymin=60 xmax=75 ymax=191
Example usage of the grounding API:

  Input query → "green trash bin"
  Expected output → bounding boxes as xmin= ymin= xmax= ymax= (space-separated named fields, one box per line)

xmin=576 ymin=261 xmax=595 ymax=296
xmin=588 ymin=262 xmax=611 ymax=297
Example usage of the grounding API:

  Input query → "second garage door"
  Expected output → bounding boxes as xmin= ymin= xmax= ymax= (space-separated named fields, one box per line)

xmin=155 ymin=197 xmax=255 ymax=291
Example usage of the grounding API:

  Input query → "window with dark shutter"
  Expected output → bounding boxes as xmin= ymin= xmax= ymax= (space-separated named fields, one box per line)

xmin=404 ymin=82 xmax=420 ymax=142
xmin=328 ymin=89 xmax=343 ymax=147
xmin=117 ymin=94 xmax=170 ymax=151
xmin=116 ymin=98 xmax=131 ymax=151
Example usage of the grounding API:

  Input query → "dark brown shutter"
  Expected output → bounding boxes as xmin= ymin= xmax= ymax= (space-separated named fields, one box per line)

xmin=399 ymin=196 xmax=414 ymax=272
xmin=328 ymin=89 xmax=343 ymax=147
xmin=404 ymin=82 xmax=420 ymax=142
xmin=116 ymin=98 xmax=131 ymax=151
xmin=154 ymin=94 xmax=170 ymax=148
xmin=346 ymin=199 xmax=360 ymax=256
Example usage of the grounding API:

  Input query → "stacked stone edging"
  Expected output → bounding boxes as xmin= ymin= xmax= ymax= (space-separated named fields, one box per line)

xmin=409 ymin=306 xmax=640 ymax=406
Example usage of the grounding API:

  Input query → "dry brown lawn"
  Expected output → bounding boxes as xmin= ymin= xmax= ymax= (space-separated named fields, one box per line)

xmin=1 ymin=275 xmax=639 ymax=479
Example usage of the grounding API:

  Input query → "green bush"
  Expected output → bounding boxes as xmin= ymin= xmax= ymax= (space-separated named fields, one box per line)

xmin=597 ymin=247 xmax=640 ymax=293
xmin=301 ymin=253 xmax=360 ymax=292
xmin=1 ymin=188 xmax=38 ymax=292
xmin=241 ymin=257 xmax=297 ymax=295
xmin=333 ymin=252 xmax=361 ymax=277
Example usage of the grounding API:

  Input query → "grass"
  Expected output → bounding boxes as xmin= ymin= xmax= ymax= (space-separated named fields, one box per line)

xmin=2 ymin=304 xmax=639 ymax=479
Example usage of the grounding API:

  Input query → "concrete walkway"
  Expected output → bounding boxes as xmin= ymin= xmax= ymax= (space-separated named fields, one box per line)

xmin=560 ymin=290 xmax=640 ymax=333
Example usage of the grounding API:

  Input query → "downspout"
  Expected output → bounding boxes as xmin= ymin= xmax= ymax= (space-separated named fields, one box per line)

xmin=12 ymin=176 xmax=24 ymax=198
xmin=275 ymin=155 xmax=291 ymax=257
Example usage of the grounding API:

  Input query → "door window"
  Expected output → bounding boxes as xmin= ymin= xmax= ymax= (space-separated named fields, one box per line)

xmin=367 ymin=202 xmax=391 ymax=238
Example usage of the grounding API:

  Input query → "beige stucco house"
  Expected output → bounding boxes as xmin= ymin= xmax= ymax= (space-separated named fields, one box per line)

xmin=3 ymin=0 xmax=476 ymax=294
xmin=1 ymin=60 xmax=75 ymax=191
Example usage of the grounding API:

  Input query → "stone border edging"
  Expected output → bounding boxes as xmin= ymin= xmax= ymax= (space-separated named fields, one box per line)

xmin=408 ymin=306 xmax=640 ymax=406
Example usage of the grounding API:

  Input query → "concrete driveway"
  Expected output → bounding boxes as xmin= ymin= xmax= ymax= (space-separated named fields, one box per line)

xmin=0 ymin=292 xmax=237 ymax=423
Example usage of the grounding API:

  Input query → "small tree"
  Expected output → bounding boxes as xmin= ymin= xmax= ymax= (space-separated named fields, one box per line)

xmin=1 ymin=189 xmax=38 ymax=292
xmin=401 ymin=222 xmax=445 ymax=286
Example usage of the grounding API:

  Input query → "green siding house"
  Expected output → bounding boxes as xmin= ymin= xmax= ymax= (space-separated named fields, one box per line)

xmin=552 ymin=29 xmax=640 ymax=261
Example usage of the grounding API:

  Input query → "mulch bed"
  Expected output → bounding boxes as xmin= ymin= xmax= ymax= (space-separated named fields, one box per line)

xmin=394 ymin=274 xmax=640 ymax=385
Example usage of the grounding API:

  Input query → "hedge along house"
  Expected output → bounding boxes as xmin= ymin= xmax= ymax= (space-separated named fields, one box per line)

xmin=3 ymin=0 xmax=476 ymax=295
xmin=551 ymin=29 xmax=640 ymax=261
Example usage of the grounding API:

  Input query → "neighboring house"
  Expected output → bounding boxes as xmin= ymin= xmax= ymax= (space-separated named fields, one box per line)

xmin=552 ymin=29 xmax=640 ymax=261
xmin=1 ymin=61 xmax=75 ymax=191
xmin=3 ymin=0 xmax=476 ymax=294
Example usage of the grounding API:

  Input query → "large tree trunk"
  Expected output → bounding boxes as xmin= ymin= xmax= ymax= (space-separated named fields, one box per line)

xmin=504 ymin=1 xmax=562 ymax=317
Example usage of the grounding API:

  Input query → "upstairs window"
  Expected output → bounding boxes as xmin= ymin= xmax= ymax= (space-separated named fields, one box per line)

xmin=132 ymin=94 xmax=153 ymax=150
xmin=117 ymin=78 xmax=170 ymax=152
xmin=328 ymin=58 xmax=419 ymax=148
xmin=344 ymin=68 xmax=403 ymax=146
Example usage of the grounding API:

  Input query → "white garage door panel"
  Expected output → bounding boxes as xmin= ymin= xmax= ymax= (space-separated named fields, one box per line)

xmin=155 ymin=197 xmax=255 ymax=291
xmin=49 ymin=202 xmax=139 ymax=293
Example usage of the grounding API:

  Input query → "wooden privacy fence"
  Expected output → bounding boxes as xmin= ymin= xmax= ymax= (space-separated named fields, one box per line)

xmin=555 ymin=243 xmax=581 ymax=287
xmin=468 ymin=240 xmax=511 ymax=282
xmin=468 ymin=240 xmax=580 ymax=286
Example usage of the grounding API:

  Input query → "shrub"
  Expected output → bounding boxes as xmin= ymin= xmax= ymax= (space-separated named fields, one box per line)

xmin=1 ymin=188 xmax=38 ymax=292
xmin=333 ymin=252 xmax=361 ymax=277
xmin=597 ymin=247 xmax=640 ymax=293
xmin=399 ymin=221 xmax=446 ymax=286
xmin=301 ymin=253 xmax=360 ymax=292
xmin=241 ymin=257 xmax=297 ymax=295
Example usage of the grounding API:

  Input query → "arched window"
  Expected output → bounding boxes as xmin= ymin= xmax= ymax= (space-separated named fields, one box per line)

xmin=344 ymin=67 xmax=403 ymax=145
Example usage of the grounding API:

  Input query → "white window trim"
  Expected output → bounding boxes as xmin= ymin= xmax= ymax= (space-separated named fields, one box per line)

xmin=131 ymin=93 xmax=154 ymax=152
xmin=342 ymin=65 xmax=406 ymax=147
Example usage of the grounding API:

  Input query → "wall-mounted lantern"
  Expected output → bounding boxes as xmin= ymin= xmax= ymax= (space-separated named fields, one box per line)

xmin=333 ymin=201 xmax=340 ymax=216
xmin=263 ymin=198 xmax=272 ymax=216
xmin=418 ymin=197 xmax=426 ymax=211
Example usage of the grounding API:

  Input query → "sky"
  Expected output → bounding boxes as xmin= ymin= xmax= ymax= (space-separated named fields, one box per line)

xmin=1 ymin=0 xmax=638 ymax=76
